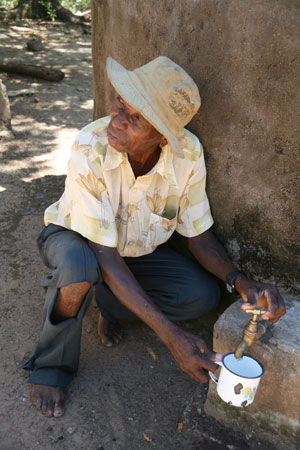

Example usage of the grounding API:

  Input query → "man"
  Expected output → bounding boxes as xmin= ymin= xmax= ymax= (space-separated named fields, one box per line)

xmin=24 ymin=56 xmax=285 ymax=417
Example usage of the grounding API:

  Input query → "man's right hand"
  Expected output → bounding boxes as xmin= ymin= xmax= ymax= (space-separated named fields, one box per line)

xmin=89 ymin=242 xmax=222 ymax=383
xmin=168 ymin=329 xmax=222 ymax=382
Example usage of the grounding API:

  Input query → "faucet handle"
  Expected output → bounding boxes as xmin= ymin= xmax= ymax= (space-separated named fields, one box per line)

xmin=245 ymin=308 xmax=266 ymax=315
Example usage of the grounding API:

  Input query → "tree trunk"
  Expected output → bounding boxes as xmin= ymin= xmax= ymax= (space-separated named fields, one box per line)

xmin=5 ymin=0 xmax=87 ymax=23
xmin=0 ymin=79 xmax=11 ymax=133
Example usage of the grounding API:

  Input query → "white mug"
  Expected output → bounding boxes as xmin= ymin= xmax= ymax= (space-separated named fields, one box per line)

xmin=209 ymin=352 xmax=264 ymax=407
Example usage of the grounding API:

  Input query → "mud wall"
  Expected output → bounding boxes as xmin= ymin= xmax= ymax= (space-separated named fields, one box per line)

xmin=91 ymin=0 xmax=300 ymax=290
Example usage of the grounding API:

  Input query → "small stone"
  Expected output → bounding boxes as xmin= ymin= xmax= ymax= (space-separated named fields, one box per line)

xmin=76 ymin=87 xmax=85 ymax=92
xmin=34 ymin=97 xmax=40 ymax=103
xmin=20 ymin=208 xmax=36 ymax=216
xmin=67 ymin=426 xmax=76 ymax=435
xmin=34 ymin=192 xmax=44 ymax=199
xmin=27 ymin=37 xmax=43 ymax=52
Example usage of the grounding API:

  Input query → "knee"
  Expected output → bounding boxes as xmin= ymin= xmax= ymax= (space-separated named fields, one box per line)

xmin=60 ymin=281 xmax=91 ymax=303
xmin=57 ymin=244 xmax=99 ymax=287
xmin=55 ymin=281 xmax=91 ymax=321
xmin=188 ymin=279 xmax=220 ymax=318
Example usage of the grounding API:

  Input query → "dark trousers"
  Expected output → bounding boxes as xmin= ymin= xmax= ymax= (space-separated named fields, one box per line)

xmin=23 ymin=224 xmax=220 ymax=387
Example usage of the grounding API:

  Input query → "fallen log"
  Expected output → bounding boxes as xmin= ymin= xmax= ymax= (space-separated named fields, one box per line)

xmin=0 ymin=62 xmax=64 ymax=82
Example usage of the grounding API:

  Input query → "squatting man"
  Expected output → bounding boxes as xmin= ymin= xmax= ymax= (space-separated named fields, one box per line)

xmin=24 ymin=56 xmax=286 ymax=417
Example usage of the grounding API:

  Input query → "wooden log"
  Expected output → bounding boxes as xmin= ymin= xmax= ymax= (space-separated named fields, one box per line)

xmin=0 ymin=62 xmax=64 ymax=82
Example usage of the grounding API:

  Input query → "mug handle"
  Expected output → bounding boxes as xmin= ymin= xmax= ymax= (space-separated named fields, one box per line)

xmin=208 ymin=361 xmax=222 ymax=384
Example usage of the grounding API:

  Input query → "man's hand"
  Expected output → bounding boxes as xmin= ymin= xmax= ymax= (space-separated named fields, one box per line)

xmin=168 ymin=329 xmax=222 ymax=383
xmin=235 ymin=278 xmax=286 ymax=323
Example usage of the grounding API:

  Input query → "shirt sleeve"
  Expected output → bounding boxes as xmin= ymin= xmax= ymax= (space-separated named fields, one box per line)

xmin=175 ymin=139 xmax=214 ymax=237
xmin=44 ymin=131 xmax=118 ymax=247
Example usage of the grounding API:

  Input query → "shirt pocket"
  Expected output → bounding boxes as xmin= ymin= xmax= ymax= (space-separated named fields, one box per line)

xmin=146 ymin=212 xmax=177 ymax=248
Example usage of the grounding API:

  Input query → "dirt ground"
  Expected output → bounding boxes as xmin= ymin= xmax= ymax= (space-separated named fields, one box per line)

xmin=0 ymin=21 xmax=279 ymax=450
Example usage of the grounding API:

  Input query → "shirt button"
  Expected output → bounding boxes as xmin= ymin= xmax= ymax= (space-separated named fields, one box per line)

xmin=128 ymin=240 xmax=134 ymax=246
xmin=130 ymin=217 xmax=136 ymax=222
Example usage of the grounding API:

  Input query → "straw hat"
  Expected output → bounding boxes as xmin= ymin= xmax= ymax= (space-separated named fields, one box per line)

xmin=106 ymin=56 xmax=201 ymax=158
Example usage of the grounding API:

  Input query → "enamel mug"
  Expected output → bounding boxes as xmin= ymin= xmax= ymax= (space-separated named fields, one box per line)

xmin=209 ymin=352 xmax=264 ymax=407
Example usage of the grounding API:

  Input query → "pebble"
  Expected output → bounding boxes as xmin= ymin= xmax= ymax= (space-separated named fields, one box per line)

xmin=20 ymin=208 xmax=36 ymax=216
xmin=34 ymin=192 xmax=44 ymax=199
xmin=67 ymin=426 xmax=76 ymax=435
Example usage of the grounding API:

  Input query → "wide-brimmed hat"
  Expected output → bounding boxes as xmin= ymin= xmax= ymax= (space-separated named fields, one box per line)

xmin=106 ymin=56 xmax=201 ymax=158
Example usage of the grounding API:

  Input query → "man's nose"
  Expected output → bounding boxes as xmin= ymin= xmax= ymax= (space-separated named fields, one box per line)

xmin=112 ymin=110 xmax=129 ymax=130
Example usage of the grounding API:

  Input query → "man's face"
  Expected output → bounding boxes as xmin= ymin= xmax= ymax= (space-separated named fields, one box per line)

xmin=107 ymin=95 xmax=164 ymax=156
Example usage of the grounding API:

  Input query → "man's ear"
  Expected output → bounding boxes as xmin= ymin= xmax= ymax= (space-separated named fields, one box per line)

xmin=160 ymin=136 xmax=168 ymax=147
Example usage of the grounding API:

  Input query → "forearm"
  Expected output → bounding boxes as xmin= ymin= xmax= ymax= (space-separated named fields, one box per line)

xmin=89 ymin=242 xmax=180 ymax=346
xmin=188 ymin=229 xmax=239 ymax=282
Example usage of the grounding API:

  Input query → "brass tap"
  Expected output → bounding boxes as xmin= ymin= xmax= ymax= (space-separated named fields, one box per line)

xmin=234 ymin=308 xmax=266 ymax=359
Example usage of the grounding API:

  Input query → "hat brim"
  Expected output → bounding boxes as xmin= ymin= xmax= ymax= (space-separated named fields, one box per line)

xmin=106 ymin=57 xmax=184 ymax=158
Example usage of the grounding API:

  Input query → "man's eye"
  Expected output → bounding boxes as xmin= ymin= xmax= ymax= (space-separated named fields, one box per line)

xmin=133 ymin=114 xmax=141 ymax=122
xmin=117 ymin=96 xmax=124 ymax=105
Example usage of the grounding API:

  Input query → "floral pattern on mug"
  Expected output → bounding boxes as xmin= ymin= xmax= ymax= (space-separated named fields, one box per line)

xmin=241 ymin=386 xmax=257 ymax=402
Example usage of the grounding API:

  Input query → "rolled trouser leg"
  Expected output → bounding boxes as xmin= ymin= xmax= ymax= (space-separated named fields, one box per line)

xmin=23 ymin=225 xmax=99 ymax=387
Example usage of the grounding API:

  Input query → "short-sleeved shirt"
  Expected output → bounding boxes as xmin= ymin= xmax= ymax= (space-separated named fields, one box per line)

xmin=45 ymin=116 xmax=214 ymax=257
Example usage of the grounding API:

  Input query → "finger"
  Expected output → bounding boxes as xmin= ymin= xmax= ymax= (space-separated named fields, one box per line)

xmin=195 ymin=339 xmax=209 ymax=354
xmin=196 ymin=369 xmax=210 ymax=383
xmin=211 ymin=352 xmax=223 ymax=362
xmin=260 ymin=289 xmax=277 ymax=320
xmin=201 ymin=348 xmax=222 ymax=363
xmin=241 ymin=302 xmax=256 ymax=310
xmin=261 ymin=289 xmax=286 ymax=322
xmin=197 ymin=356 xmax=220 ymax=373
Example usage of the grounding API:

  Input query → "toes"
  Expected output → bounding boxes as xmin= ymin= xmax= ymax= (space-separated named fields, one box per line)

xmin=41 ymin=398 xmax=49 ymax=414
xmin=53 ymin=400 xmax=65 ymax=418
xmin=100 ymin=335 xmax=114 ymax=347
xmin=35 ymin=396 xmax=43 ymax=411
xmin=45 ymin=400 xmax=55 ymax=417
xmin=111 ymin=334 xmax=121 ymax=344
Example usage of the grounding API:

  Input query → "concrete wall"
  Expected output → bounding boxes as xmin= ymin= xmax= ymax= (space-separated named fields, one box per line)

xmin=91 ymin=0 xmax=300 ymax=290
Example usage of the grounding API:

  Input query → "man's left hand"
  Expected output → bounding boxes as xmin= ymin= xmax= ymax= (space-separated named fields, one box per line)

xmin=235 ymin=278 xmax=286 ymax=323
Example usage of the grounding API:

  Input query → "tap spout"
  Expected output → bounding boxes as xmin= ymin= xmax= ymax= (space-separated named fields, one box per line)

xmin=234 ymin=320 xmax=266 ymax=359
xmin=234 ymin=338 xmax=249 ymax=359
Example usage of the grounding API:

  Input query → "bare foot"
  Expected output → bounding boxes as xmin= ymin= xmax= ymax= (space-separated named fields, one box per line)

xmin=97 ymin=312 xmax=123 ymax=347
xmin=31 ymin=384 xmax=67 ymax=417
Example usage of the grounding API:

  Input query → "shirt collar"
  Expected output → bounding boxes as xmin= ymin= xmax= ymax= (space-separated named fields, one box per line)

xmin=102 ymin=142 xmax=178 ymax=188
xmin=102 ymin=144 xmax=127 ymax=171
xmin=155 ymin=144 xmax=178 ymax=187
